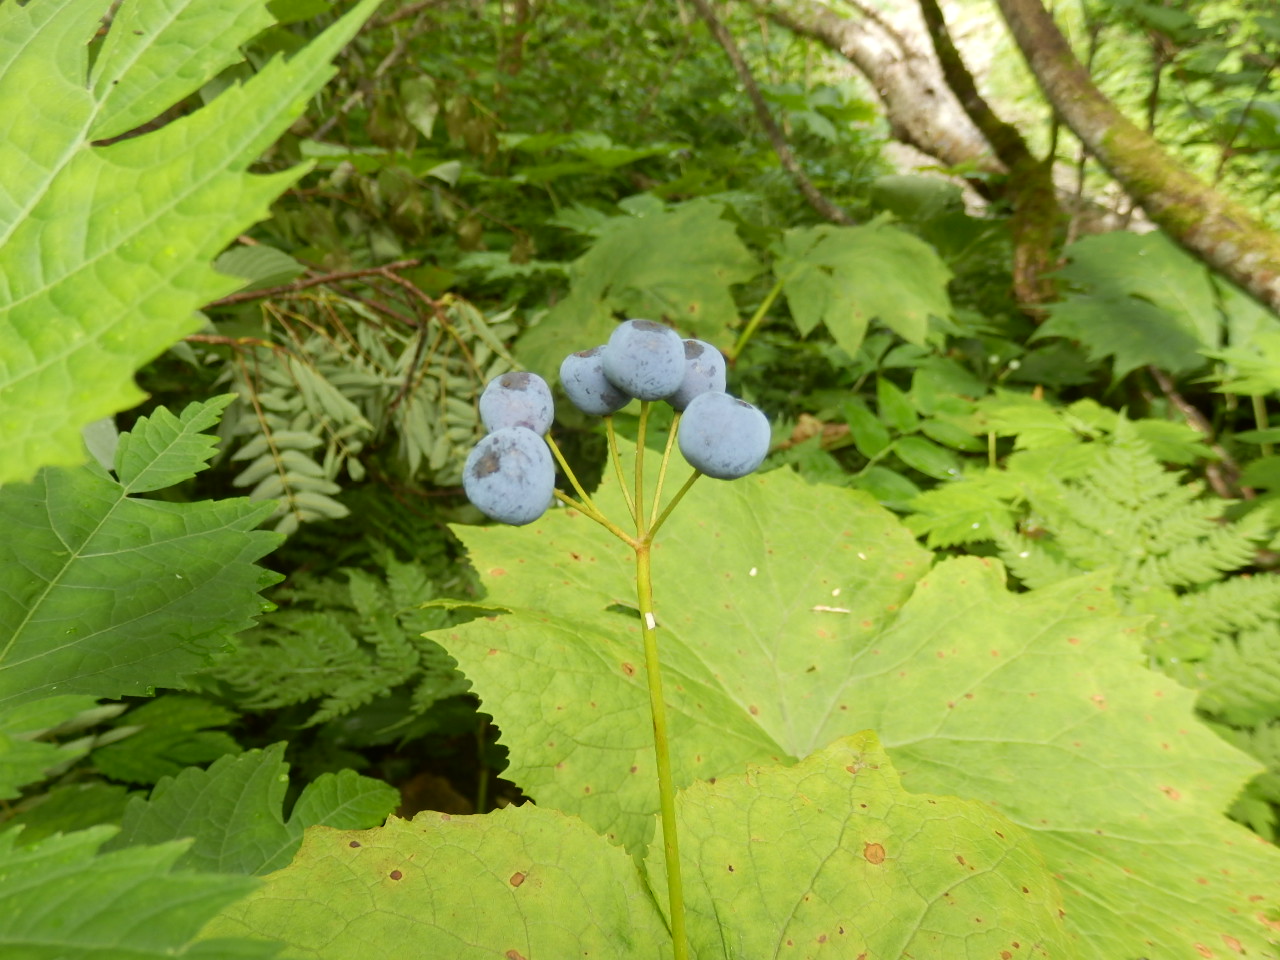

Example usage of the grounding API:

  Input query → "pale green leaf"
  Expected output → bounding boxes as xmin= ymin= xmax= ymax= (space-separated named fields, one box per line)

xmin=203 ymin=805 xmax=671 ymax=958
xmin=202 ymin=735 xmax=1072 ymax=960
xmin=0 ymin=0 xmax=382 ymax=485
xmin=435 ymin=453 xmax=1280 ymax=958
xmin=115 ymin=395 xmax=235 ymax=494
xmin=665 ymin=732 xmax=1073 ymax=959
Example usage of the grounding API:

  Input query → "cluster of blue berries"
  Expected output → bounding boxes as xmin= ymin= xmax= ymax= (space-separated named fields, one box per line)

xmin=463 ymin=320 xmax=770 ymax=525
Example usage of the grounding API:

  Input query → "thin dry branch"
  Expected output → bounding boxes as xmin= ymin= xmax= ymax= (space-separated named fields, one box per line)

xmin=689 ymin=0 xmax=854 ymax=226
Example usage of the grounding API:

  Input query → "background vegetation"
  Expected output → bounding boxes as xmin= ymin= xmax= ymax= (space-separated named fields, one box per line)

xmin=2 ymin=0 xmax=1280 ymax=956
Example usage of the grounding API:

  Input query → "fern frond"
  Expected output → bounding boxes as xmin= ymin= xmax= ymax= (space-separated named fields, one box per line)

xmin=1194 ymin=625 xmax=1280 ymax=726
xmin=996 ymin=531 xmax=1082 ymax=590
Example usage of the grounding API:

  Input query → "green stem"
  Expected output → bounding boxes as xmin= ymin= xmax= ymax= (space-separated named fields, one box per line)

xmin=546 ymin=433 xmax=601 ymax=516
xmin=729 ymin=276 xmax=785 ymax=361
xmin=1253 ymin=394 xmax=1273 ymax=457
xmin=553 ymin=490 xmax=637 ymax=547
xmin=606 ymin=417 xmax=637 ymax=524
xmin=649 ymin=470 xmax=701 ymax=539
xmin=988 ymin=430 xmax=997 ymax=469
xmin=636 ymin=402 xmax=651 ymax=532
xmin=651 ymin=412 xmax=682 ymax=523
xmin=634 ymin=543 xmax=688 ymax=959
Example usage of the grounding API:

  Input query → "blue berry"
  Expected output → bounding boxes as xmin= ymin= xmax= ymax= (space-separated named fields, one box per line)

xmin=560 ymin=346 xmax=630 ymax=416
xmin=666 ymin=339 xmax=727 ymax=411
xmin=463 ymin=427 xmax=555 ymax=525
xmin=480 ymin=372 xmax=554 ymax=435
xmin=678 ymin=392 xmax=771 ymax=480
xmin=602 ymin=320 xmax=686 ymax=401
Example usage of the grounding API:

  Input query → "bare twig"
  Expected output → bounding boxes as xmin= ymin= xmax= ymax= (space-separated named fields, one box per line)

xmin=688 ymin=0 xmax=854 ymax=225
xmin=1146 ymin=364 xmax=1248 ymax=500
xmin=205 ymin=260 xmax=421 ymax=309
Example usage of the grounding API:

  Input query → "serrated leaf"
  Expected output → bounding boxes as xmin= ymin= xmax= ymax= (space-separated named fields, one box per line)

xmin=202 ymin=735 xmax=1071 ymax=959
xmin=775 ymin=220 xmax=952 ymax=355
xmin=516 ymin=199 xmax=756 ymax=374
xmin=0 ymin=826 xmax=274 ymax=959
xmin=0 ymin=398 xmax=282 ymax=709
xmin=92 ymin=695 xmax=241 ymax=785
xmin=434 ymin=455 xmax=1280 ymax=958
xmin=876 ymin=375 xmax=918 ymax=433
xmin=0 ymin=695 xmax=98 ymax=799
xmin=115 ymin=395 xmax=235 ymax=493
xmin=215 ymin=245 xmax=306 ymax=291
xmin=2 ymin=781 xmax=132 ymax=846
xmin=0 ymin=0 xmax=382 ymax=485
xmin=106 ymin=743 xmax=398 ymax=876
xmin=1035 ymin=232 xmax=1221 ymax=377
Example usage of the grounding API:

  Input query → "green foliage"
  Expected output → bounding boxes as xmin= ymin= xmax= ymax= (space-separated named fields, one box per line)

xmin=774 ymin=218 xmax=953 ymax=357
xmin=515 ymin=199 xmax=757 ymax=374
xmin=204 ymin=733 xmax=1073 ymax=959
xmin=92 ymin=696 xmax=241 ymax=786
xmin=207 ymin=549 xmax=470 ymax=730
xmin=430 ymin=454 xmax=1279 ymax=958
xmin=0 ymin=396 xmax=282 ymax=710
xmin=0 ymin=826 xmax=274 ymax=959
xmin=0 ymin=0 xmax=382 ymax=485
xmin=105 ymin=744 xmax=398 ymax=876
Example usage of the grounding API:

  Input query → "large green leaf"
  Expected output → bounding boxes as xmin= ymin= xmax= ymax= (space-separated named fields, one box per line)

xmin=105 ymin=744 xmax=399 ymax=875
xmin=0 ymin=0 xmax=382 ymax=485
xmin=1035 ymin=231 xmax=1222 ymax=377
xmin=0 ymin=396 xmax=282 ymax=708
xmin=434 ymin=456 xmax=1280 ymax=958
xmin=774 ymin=220 xmax=952 ymax=356
xmin=204 ymin=803 xmax=672 ymax=959
xmin=0 ymin=826 xmax=274 ymax=959
xmin=516 ymin=199 xmax=757 ymax=375
xmin=203 ymin=733 xmax=1072 ymax=959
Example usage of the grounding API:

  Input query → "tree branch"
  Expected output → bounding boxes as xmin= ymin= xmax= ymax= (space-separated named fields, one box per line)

xmin=994 ymin=0 xmax=1280 ymax=314
xmin=737 ymin=0 xmax=1004 ymax=177
xmin=689 ymin=0 xmax=853 ymax=225
xmin=917 ymin=0 xmax=1060 ymax=307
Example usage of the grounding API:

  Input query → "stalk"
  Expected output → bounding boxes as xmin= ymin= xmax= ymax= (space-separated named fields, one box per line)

xmin=728 ymin=276 xmax=785 ymax=361
xmin=1252 ymin=394 xmax=1273 ymax=457
xmin=606 ymin=416 xmax=637 ymax=523
xmin=634 ymin=541 xmax=688 ymax=959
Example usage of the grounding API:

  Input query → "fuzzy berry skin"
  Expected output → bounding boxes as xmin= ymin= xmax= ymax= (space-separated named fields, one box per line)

xmin=666 ymin=339 xmax=727 ymax=412
xmin=678 ymin=392 xmax=771 ymax=480
xmin=479 ymin=372 xmax=555 ymax=435
xmin=463 ymin=427 xmax=555 ymax=525
xmin=560 ymin=346 xmax=630 ymax=416
xmin=602 ymin=319 xmax=686 ymax=401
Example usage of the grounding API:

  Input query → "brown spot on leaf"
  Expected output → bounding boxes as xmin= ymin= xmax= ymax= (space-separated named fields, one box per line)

xmin=630 ymin=765 xmax=638 ymax=773
xmin=1091 ymin=694 xmax=1107 ymax=709
xmin=506 ymin=952 xmax=528 ymax=960
xmin=1222 ymin=935 xmax=1243 ymax=953
xmin=1196 ymin=877 xmax=1208 ymax=885
xmin=622 ymin=662 xmax=635 ymax=676
xmin=349 ymin=841 xmax=361 ymax=848
xmin=1068 ymin=636 xmax=1080 ymax=645
xmin=490 ymin=567 xmax=506 ymax=577
xmin=389 ymin=870 xmax=403 ymax=880
xmin=1194 ymin=944 xmax=1213 ymax=958
xmin=863 ymin=842 xmax=886 ymax=864
xmin=1161 ymin=786 xmax=1182 ymax=801
xmin=1002 ymin=953 xmax=1012 ymax=959
xmin=510 ymin=872 xmax=525 ymax=887
xmin=749 ymin=704 xmax=759 ymax=715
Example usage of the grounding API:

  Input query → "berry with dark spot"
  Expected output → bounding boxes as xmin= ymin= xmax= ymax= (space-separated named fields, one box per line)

xmin=463 ymin=427 xmax=555 ymax=524
xmin=479 ymin=371 xmax=554 ymax=435
xmin=560 ymin=346 xmax=630 ymax=416
xmin=666 ymin=339 xmax=727 ymax=411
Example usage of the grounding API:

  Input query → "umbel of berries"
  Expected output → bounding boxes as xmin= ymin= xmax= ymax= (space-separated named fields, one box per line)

xmin=462 ymin=319 xmax=771 ymax=527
